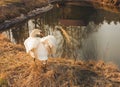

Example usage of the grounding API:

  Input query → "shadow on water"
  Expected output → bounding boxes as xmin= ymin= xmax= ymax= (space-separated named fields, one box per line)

xmin=2 ymin=4 xmax=120 ymax=67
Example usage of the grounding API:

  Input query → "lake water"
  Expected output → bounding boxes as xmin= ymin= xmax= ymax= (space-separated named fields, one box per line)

xmin=2 ymin=3 xmax=120 ymax=67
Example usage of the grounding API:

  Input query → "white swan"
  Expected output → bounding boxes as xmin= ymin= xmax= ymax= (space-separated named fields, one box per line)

xmin=24 ymin=29 xmax=57 ymax=65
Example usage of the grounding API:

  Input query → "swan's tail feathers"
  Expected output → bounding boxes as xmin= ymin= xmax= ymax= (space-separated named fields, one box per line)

xmin=41 ymin=35 xmax=57 ymax=57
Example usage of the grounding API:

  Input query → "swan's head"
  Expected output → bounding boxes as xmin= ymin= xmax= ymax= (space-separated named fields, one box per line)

xmin=30 ymin=29 xmax=44 ymax=37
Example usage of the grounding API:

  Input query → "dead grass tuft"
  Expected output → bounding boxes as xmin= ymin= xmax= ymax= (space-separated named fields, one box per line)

xmin=0 ymin=33 xmax=120 ymax=87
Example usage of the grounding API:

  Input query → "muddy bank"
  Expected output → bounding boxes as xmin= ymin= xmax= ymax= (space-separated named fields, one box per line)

xmin=0 ymin=0 xmax=48 ymax=23
xmin=94 ymin=0 xmax=120 ymax=6
xmin=0 ymin=34 xmax=120 ymax=86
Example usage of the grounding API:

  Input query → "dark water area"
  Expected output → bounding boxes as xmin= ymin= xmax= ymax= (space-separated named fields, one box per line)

xmin=2 ymin=4 xmax=120 ymax=67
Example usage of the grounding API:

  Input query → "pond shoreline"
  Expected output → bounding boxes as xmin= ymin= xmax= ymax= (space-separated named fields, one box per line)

xmin=0 ymin=0 xmax=119 ymax=21
xmin=0 ymin=0 xmax=120 ymax=31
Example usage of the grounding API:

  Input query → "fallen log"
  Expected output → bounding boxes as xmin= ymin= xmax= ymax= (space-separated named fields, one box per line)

xmin=0 ymin=4 xmax=53 ymax=32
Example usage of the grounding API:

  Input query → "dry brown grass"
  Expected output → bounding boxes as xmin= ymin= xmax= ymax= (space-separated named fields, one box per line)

xmin=0 ymin=0 xmax=21 ymax=5
xmin=0 ymin=33 xmax=120 ymax=87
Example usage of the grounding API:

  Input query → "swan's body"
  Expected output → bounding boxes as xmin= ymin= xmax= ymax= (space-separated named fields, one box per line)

xmin=41 ymin=35 xmax=57 ymax=57
xmin=24 ymin=37 xmax=49 ymax=61
xmin=24 ymin=29 xmax=57 ymax=64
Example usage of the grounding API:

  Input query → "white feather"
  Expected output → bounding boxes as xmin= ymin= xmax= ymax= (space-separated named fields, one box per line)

xmin=41 ymin=35 xmax=57 ymax=56
xmin=24 ymin=29 xmax=57 ymax=61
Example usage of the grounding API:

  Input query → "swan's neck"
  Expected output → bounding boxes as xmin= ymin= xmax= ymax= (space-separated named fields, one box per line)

xmin=30 ymin=32 xmax=40 ymax=37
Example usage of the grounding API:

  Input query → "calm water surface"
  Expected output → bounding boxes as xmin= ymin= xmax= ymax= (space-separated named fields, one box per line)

xmin=2 ymin=4 xmax=120 ymax=67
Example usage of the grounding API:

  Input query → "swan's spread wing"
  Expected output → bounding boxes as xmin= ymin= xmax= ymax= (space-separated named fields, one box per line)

xmin=41 ymin=35 xmax=57 ymax=55
xmin=24 ymin=37 xmax=48 ymax=60
xmin=24 ymin=37 xmax=40 ymax=53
